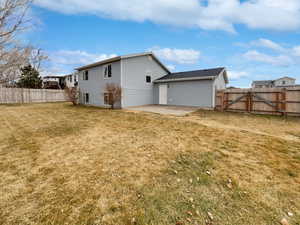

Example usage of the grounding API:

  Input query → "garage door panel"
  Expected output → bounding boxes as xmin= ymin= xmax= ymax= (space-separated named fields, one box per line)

xmin=167 ymin=80 xmax=213 ymax=107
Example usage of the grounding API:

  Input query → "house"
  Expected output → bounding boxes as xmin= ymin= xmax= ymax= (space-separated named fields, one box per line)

xmin=252 ymin=76 xmax=296 ymax=88
xmin=42 ymin=76 xmax=66 ymax=89
xmin=64 ymin=72 xmax=78 ymax=88
xmin=76 ymin=52 xmax=228 ymax=108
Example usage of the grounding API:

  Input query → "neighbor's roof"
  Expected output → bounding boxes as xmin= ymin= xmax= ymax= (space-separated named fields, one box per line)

xmin=75 ymin=52 xmax=170 ymax=73
xmin=253 ymin=76 xmax=296 ymax=85
xmin=275 ymin=76 xmax=296 ymax=81
xmin=252 ymin=80 xmax=274 ymax=85
xmin=43 ymin=75 xmax=65 ymax=79
xmin=154 ymin=67 xmax=228 ymax=83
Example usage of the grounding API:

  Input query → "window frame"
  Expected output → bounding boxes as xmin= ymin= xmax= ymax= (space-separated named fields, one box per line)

xmin=85 ymin=93 xmax=89 ymax=104
xmin=104 ymin=92 xmax=111 ymax=105
xmin=104 ymin=64 xmax=112 ymax=79
xmin=83 ymin=70 xmax=89 ymax=80
xmin=146 ymin=75 xmax=152 ymax=83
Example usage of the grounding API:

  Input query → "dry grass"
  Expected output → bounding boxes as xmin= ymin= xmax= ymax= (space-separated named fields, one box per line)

xmin=0 ymin=103 xmax=299 ymax=225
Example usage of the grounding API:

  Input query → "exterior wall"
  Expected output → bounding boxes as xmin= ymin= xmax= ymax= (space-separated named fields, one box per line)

xmin=121 ymin=55 xmax=168 ymax=107
xmin=154 ymin=80 xmax=214 ymax=108
xmin=78 ymin=60 xmax=121 ymax=107
xmin=213 ymin=72 xmax=226 ymax=90
xmin=212 ymin=71 xmax=226 ymax=107
xmin=274 ymin=78 xmax=296 ymax=87
xmin=65 ymin=75 xmax=74 ymax=88
xmin=65 ymin=73 xmax=79 ymax=88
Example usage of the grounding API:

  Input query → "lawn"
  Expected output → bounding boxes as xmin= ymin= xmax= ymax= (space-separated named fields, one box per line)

xmin=0 ymin=103 xmax=299 ymax=225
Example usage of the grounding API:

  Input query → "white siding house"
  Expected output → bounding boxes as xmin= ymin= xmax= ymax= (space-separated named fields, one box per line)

xmin=76 ymin=52 xmax=228 ymax=108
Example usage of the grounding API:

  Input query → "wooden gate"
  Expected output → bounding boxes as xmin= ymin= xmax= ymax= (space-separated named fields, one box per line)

xmin=215 ymin=87 xmax=300 ymax=116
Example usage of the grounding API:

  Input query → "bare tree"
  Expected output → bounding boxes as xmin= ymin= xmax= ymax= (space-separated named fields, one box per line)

xmin=65 ymin=87 xmax=79 ymax=105
xmin=0 ymin=0 xmax=45 ymax=85
xmin=0 ymin=45 xmax=47 ymax=84
xmin=0 ymin=0 xmax=32 ymax=42
xmin=104 ymin=83 xmax=122 ymax=109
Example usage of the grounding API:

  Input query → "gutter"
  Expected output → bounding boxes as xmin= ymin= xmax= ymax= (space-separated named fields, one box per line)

xmin=153 ymin=76 xmax=215 ymax=83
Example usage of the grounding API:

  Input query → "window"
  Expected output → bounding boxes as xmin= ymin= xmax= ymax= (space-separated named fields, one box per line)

xmin=70 ymin=76 xmax=73 ymax=82
xmin=85 ymin=93 xmax=89 ymax=103
xmin=146 ymin=76 xmax=151 ymax=83
xmin=104 ymin=93 xmax=111 ymax=105
xmin=282 ymin=81 xmax=286 ymax=85
xmin=104 ymin=64 xmax=112 ymax=78
xmin=83 ymin=71 xmax=89 ymax=80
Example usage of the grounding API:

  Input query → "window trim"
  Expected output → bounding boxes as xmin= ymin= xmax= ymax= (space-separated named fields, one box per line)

xmin=85 ymin=93 xmax=89 ymax=104
xmin=104 ymin=92 xmax=111 ymax=105
xmin=146 ymin=75 xmax=152 ymax=83
xmin=83 ymin=70 xmax=89 ymax=81
xmin=103 ymin=64 xmax=112 ymax=79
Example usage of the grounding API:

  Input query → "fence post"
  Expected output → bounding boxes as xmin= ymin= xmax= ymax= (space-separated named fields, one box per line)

xmin=246 ymin=92 xmax=250 ymax=112
xmin=275 ymin=92 xmax=279 ymax=113
xmin=249 ymin=91 xmax=253 ymax=112
xmin=281 ymin=88 xmax=287 ymax=116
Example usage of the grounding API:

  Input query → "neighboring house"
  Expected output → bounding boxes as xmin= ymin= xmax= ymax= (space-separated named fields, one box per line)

xmin=64 ymin=72 xmax=78 ymax=88
xmin=76 ymin=52 xmax=228 ymax=108
xmin=42 ymin=76 xmax=66 ymax=89
xmin=252 ymin=76 xmax=296 ymax=88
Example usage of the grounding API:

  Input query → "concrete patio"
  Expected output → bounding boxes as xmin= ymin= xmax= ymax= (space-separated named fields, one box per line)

xmin=125 ymin=105 xmax=201 ymax=116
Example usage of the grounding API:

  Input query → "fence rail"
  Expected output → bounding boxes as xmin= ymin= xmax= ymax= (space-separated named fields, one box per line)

xmin=215 ymin=87 xmax=300 ymax=116
xmin=0 ymin=87 xmax=69 ymax=104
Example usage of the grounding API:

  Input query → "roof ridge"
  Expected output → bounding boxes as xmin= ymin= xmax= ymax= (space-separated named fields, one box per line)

xmin=170 ymin=67 xmax=225 ymax=75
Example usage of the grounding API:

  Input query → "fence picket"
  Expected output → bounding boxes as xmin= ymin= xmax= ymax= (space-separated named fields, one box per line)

xmin=216 ymin=87 xmax=300 ymax=116
xmin=0 ymin=87 xmax=68 ymax=104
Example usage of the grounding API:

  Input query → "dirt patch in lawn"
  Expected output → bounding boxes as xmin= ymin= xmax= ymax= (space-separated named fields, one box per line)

xmin=0 ymin=103 xmax=299 ymax=225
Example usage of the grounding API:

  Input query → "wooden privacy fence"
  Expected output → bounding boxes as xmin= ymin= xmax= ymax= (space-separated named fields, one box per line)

xmin=215 ymin=87 xmax=300 ymax=116
xmin=0 ymin=87 xmax=69 ymax=104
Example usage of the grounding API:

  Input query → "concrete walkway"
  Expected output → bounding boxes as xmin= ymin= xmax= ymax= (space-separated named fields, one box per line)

xmin=125 ymin=105 xmax=200 ymax=116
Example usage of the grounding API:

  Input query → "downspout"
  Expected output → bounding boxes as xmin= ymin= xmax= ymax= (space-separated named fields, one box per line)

xmin=120 ymin=59 xmax=123 ymax=108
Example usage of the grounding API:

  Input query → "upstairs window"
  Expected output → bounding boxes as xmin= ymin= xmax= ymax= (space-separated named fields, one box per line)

xmin=104 ymin=64 xmax=112 ymax=78
xmin=83 ymin=71 xmax=89 ymax=80
xmin=146 ymin=76 xmax=151 ymax=83
xmin=282 ymin=81 xmax=286 ymax=85
xmin=70 ymin=76 xmax=73 ymax=82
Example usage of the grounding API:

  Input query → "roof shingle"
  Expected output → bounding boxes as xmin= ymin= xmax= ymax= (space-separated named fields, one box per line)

xmin=155 ymin=67 xmax=225 ymax=82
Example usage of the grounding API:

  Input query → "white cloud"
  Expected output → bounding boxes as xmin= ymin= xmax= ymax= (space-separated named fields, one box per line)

xmin=34 ymin=0 xmax=300 ymax=33
xmin=250 ymin=39 xmax=285 ymax=52
xmin=292 ymin=46 xmax=300 ymax=57
xmin=243 ymin=50 xmax=294 ymax=66
xmin=227 ymin=71 xmax=249 ymax=80
xmin=150 ymin=47 xmax=201 ymax=64
xmin=42 ymin=50 xmax=116 ymax=75
xmin=51 ymin=50 xmax=117 ymax=65
xmin=166 ymin=64 xmax=176 ymax=71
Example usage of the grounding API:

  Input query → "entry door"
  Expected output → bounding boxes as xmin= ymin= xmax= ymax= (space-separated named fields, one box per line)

xmin=159 ymin=84 xmax=168 ymax=105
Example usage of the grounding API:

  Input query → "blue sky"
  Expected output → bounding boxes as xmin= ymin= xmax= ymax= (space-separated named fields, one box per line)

xmin=26 ymin=0 xmax=300 ymax=87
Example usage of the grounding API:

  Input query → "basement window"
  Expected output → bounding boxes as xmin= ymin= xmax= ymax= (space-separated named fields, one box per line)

xmin=104 ymin=93 xmax=111 ymax=105
xmin=85 ymin=93 xmax=89 ymax=104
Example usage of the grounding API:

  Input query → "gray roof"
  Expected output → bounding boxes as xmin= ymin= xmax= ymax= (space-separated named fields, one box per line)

xmin=155 ymin=67 xmax=228 ymax=83
xmin=75 ymin=52 xmax=170 ymax=73
xmin=252 ymin=80 xmax=274 ymax=85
